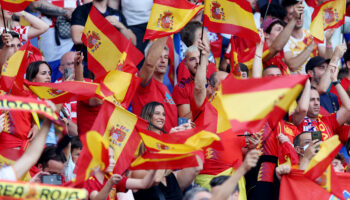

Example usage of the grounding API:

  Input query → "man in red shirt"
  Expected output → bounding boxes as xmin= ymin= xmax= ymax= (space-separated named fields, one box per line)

xmin=172 ymin=45 xmax=216 ymax=120
xmin=132 ymin=37 xmax=178 ymax=133
xmin=292 ymin=46 xmax=350 ymax=141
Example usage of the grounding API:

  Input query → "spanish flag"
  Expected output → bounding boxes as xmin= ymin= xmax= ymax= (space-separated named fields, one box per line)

xmin=203 ymin=0 xmax=260 ymax=43
xmin=0 ymin=0 xmax=36 ymax=12
xmin=310 ymin=0 xmax=346 ymax=43
xmin=82 ymin=6 xmax=143 ymax=80
xmin=144 ymin=0 xmax=204 ymax=40
xmin=130 ymin=151 xmax=201 ymax=170
xmin=88 ymin=101 xmax=148 ymax=174
xmin=130 ymin=126 xmax=219 ymax=170
xmin=304 ymin=136 xmax=344 ymax=199
xmin=215 ymin=74 xmax=308 ymax=133
xmin=0 ymin=42 xmax=29 ymax=93
xmin=74 ymin=129 xmax=110 ymax=184
xmin=24 ymin=80 xmax=99 ymax=104
xmin=96 ymin=70 xmax=140 ymax=109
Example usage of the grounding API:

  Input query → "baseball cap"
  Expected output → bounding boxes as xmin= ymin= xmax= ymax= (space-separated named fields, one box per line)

xmin=305 ymin=56 xmax=330 ymax=72
xmin=262 ymin=17 xmax=285 ymax=32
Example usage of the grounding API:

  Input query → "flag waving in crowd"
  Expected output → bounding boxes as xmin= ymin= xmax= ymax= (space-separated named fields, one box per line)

xmin=144 ymin=0 xmax=204 ymax=40
xmin=2 ymin=0 xmax=350 ymax=199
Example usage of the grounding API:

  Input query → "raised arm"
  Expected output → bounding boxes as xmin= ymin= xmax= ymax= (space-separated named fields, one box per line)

xmin=13 ymin=118 xmax=51 ymax=179
xmin=284 ymin=41 xmax=315 ymax=73
xmin=74 ymin=51 xmax=84 ymax=81
xmin=0 ymin=32 xmax=14 ymax=67
xmin=14 ymin=11 xmax=49 ymax=39
xmin=125 ymin=170 xmax=156 ymax=189
xmin=211 ymin=150 xmax=259 ymax=200
xmin=292 ymin=79 xmax=311 ymax=125
xmin=332 ymin=46 xmax=350 ymax=125
xmin=317 ymin=45 xmax=345 ymax=94
xmin=139 ymin=37 xmax=168 ymax=85
xmin=30 ymin=0 xmax=71 ymax=18
xmin=264 ymin=1 xmax=302 ymax=60
xmin=252 ymin=29 xmax=264 ymax=78
xmin=174 ymin=155 xmax=203 ymax=192
xmin=194 ymin=38 xmax=210 ymax=108
xmin=318 ymin=29 xmax=335 ymax=60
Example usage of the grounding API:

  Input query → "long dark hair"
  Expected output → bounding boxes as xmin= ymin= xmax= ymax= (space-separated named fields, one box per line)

xmin=140 ymin=101 xmax=165 ymax=130
xmin=26 ymin=61 xmax=51 ymax=82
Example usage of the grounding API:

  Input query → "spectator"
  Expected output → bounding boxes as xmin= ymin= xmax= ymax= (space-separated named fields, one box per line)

xmin=0 ymin=9 xmax=48 ymax=42
xmin=71 ymin=0 xmax=136 ymax=46
xmin=140 ymin=101 xmax=166 ymax=134
xmin=282 ymin=0 xmax=333 ymax=74
xmin=64 ymin=136 xmax=82 ymax=181
xmin=0 ymin=31 xmax=21 ymax=66
xmin=332 ymin=153 xmax=345 ymax=173
xmin=26 ymin=61 xmax=77 ymax=144
xmin=132 ymin=37 xmax=178 ymax=133
xmin=172 ymin=45 xmax=216 ymax=120
xmin=84 ymin=147 xmax=156 ymax=200
xmin=32 ymin=145 xmax=67 ymax=184
xmin=293 ymin=131 xmax=321 ymax=170
xmin=0 ymin=118 xmax=51 ymax=181
xmin=30 ymin=0 xmax=79 ymax=81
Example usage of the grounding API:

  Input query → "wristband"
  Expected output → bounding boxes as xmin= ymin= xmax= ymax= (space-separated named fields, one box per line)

xmin=332 ymin=80 xmax=340 ymax=86
xmin=326 ymin=44 xmax=332 ymax=49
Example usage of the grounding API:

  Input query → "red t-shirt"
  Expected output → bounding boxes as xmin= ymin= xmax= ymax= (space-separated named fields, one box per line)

xmin=132 ymin=78 xmax=178 ymax=133
xmin=84 ymin=175 xmax=128 ymax=200
xmin=176 ymin=60 xmax=217 ymax=84
xmin=77 ymin=100 xmax=102 ymax=136
xmin=329 ymin=77 xmax=350 ymax=106
xmin=0 ymin=110 xmax=32 ymax=150
xmin=297 ymin=114 xmax=340 ymax=141
xmin=172 ymin=78 xmax=194 ymax=106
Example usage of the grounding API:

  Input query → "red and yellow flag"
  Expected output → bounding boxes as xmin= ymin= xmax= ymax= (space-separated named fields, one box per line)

xmin=0 ymin=0 xmax=36 ymax=12
xmin=304 ymin=135 xmax=344 ymax=198
xmin=130 ymin=126 xmax=218 ymax=170
xmin=82 ymin=6 xmax=143 ymax=79
xmin=214 ymin=74 xmax=308 ymax=133
xmin=310 ymin=0 xmax=346 ymax=43
xmin=144 ymin=0 xmax=204 ymax=40
xmin=96 ymin=70 xmax=140 ymax=109
xmin=88 ymin=101 xmax=148 ymax=174
xmin=0 ymin=147 xmax=30 ymax=181
xmin=24 ymin=80 xmax=99 ymax=104
xmin=280 ymin=170 xmax=350 ymax=200
xmin=74 ymin=130 xmax=110 ymax=184
xmin=203 ymin=0 xmax=260 ymax=43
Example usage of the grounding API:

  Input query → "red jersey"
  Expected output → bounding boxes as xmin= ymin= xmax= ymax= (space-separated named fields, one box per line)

xmin=132 ymin=78 xmax=178 ymax=133
xmin=77 ymin=100 xmax=101 ymax=136
xmin=172 ymin=78 xmax=194 ymax=106
xmin=176 ymin=60 xmax=217 ymax=84
xmin=297 ymin=114 xmax=340 ymax=141
xmin=84 ymin=175 xmax=128 ymax=200
xmin=329 ymin=77 xmax=350 ymax=106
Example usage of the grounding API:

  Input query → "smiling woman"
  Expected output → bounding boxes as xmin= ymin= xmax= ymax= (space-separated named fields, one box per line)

xmin=140 ymin=101 xmax=166 ymax=135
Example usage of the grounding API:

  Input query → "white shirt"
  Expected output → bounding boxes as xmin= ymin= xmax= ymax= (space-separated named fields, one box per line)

xmin=121 ymin=0 xmax=153 ymax=26
xmin=0 ymin=166 xmax=17 ymax=181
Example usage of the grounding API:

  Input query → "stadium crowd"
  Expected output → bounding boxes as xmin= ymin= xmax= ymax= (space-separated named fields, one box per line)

xmin=0 ymin=0 xmax=350 ymax=199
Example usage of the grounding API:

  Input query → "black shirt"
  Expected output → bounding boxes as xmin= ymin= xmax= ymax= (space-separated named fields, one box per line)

xmin=71 ymin=2 xmax=127 ymax=27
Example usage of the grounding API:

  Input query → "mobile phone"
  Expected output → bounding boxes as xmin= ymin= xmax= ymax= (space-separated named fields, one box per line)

xmin=178 ymin=117 xmax=189 ymax=126
xmin=311 ymin=131 xmax=322 ymax=142
xmin=64 ymin=68 xmax=72 ymax=80
xmin=41 ymin=174 xmax=63 ymax=185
